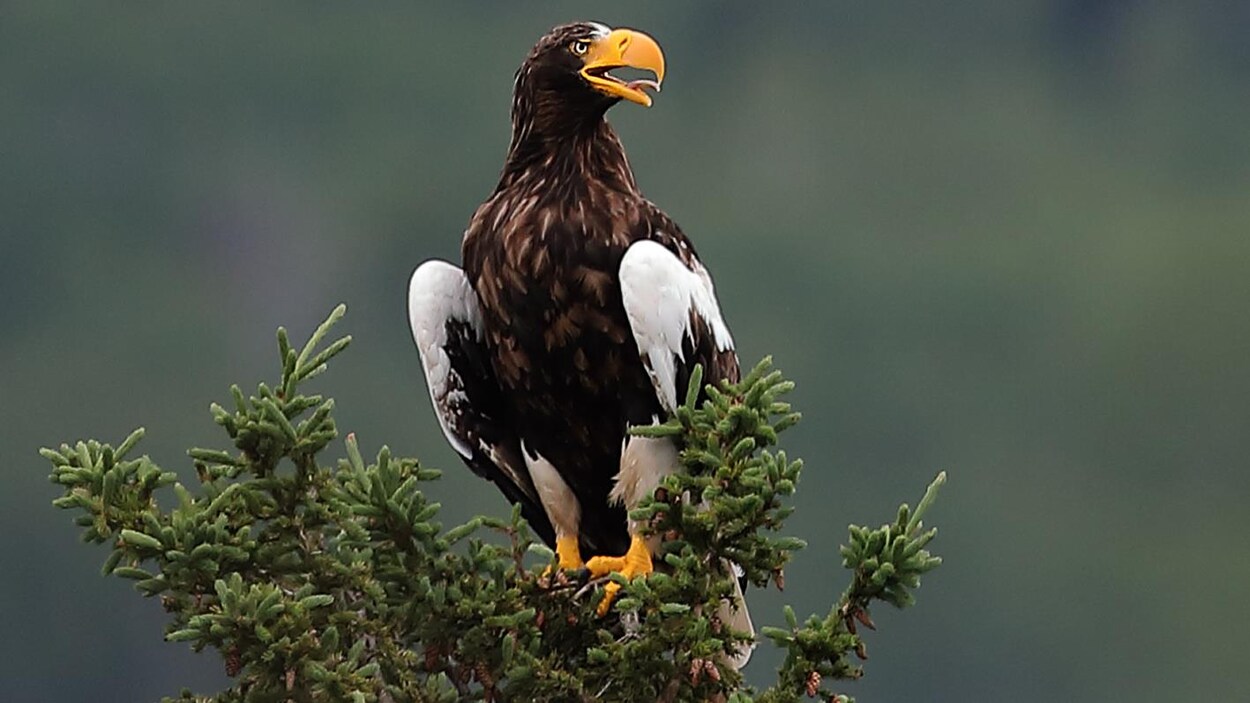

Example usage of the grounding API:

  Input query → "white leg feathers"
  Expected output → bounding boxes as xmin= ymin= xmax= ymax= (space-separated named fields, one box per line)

xmin=611 ymin=431 xmax=680 ymax=532
xmin=522 ymin=441 xmax=582 ymax=542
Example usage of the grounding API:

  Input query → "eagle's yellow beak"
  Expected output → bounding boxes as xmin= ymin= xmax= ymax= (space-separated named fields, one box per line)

xmin=580 ymin=28 xmax=665 ymax=107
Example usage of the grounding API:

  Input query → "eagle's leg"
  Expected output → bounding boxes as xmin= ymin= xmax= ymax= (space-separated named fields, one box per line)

xmin=586 ymin=430 xmax=678 ymax=614
xmin=522 ymin=443 xmax=585 ymax=571
xmin=555 ymin=535 xmax=584 ymax=571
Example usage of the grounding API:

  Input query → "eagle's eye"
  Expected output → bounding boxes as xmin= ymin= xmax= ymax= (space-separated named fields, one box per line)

xmin=570 ymin=39 xmax=590 ymax=56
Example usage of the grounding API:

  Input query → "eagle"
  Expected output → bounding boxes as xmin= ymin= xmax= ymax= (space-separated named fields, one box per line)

xmin=407 ymin=21 xmax=750 ymax=661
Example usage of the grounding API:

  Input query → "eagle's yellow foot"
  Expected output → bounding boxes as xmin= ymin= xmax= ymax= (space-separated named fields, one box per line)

xmin=544 ymin=536 xmax=584 ymax=576
xmin=585 ymin=535 xmax=652 ymax=616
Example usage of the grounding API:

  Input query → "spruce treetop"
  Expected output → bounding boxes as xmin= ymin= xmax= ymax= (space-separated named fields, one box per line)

xmin=48 ymin=306 xmax=944 ymax=702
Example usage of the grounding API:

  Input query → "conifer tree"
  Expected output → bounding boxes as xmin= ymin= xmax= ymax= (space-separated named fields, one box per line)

xmin=47 ymin=305 xmax=945 ymax=702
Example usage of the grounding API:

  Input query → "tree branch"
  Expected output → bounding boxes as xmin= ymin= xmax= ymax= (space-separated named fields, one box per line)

xmin=47 ymin=306 xmax=945 ymax=703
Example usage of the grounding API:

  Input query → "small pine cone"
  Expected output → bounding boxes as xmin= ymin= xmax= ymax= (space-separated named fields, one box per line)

xmin=689 ymin=658 xmax=704 ymax=685
xmin=423 ymin=646 xmax=441 ymax=671
xmin=224 ymin=648 xmax=243 ymax=677
xmin=703 ymin=660 xmax=721 ymax=682
xmin=474 ymin=662 xmax=494 ymax=689
xmin=805 ymin=671 xmax=821 ymax=697
xmin=773 ymin=569 xmax=786 ymax=591
xmin=285 ymin=668 xmax=296 ymax=691
xmin=855 ymin=641 xmax=868 ymax=661
xmin=854 ymin=607 xmax=876 ymax=631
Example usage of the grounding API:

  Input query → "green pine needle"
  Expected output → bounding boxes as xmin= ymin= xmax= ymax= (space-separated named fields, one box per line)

xmin=44 ymin=306 xmax=945 ymax=703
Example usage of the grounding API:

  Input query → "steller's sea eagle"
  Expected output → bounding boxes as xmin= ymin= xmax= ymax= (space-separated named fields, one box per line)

xmin=407 ymin=22 xmax=750 ymax=662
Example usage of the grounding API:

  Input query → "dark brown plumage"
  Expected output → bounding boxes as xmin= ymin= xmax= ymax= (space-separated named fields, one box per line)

xmin=410 ymin=21 xmax=738 ymax=560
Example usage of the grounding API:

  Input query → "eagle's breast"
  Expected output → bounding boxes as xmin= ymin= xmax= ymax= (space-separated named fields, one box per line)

xmin=462 ymin=186 xmax=656 ymax=434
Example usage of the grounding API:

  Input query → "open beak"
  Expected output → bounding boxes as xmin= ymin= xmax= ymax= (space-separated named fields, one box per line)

xmin=580 ymin=28 xmax=665 ymax=107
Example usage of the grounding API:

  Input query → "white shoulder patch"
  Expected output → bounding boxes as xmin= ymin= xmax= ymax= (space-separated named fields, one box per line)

xmin=619 ymin=240 xmax=734 ymax=413
xmin=407 ymin=260 xmax=483 ymax=459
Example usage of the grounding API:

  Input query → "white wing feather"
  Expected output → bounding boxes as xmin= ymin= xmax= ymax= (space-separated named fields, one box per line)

xmin=407 ymin=259 xmax=483 ymax=459
xmin=618 ymin=239 xmax=734 ymax=413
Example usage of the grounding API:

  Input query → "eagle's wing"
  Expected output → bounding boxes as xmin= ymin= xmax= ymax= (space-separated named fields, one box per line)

xmin=407 ymin=260 xmax=555 ymax=545
xmin=619 ymin=239 xmax=754 ymax=669
xmin=618 ymin=239 xmax=740 ymax=413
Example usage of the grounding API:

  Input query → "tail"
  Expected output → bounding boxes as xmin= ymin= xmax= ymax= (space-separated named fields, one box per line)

xmin=718 ymin=560 xmax=755 ymax=670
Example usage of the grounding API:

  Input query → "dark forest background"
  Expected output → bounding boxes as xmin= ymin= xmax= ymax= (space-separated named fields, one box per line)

xmin=3 ymin=2 xmax=1248 ymax=701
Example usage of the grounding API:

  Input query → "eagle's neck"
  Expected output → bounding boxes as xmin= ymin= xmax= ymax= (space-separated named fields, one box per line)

xmin=499 ymin=84 xmax=639 ymax=196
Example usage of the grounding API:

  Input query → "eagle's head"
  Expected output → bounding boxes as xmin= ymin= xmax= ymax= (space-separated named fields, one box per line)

xmin=514 ymin=22 xmax=665 ymax=121
xmin=500 ymin=22 xmax=664 ymax=189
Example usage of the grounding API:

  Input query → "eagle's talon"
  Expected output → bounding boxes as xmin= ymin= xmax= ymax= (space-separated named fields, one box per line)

xmin=584 ymin=554 xmax=628 ymax=578
xmin=589 ymin=534 xmax=653 ymax=615
xmin=597 ymin=581 xmax=622 ymax=616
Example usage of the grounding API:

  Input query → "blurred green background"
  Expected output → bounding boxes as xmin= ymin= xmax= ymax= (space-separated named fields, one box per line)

xmin=4 ymin=2 xmax=1248 ymax=700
